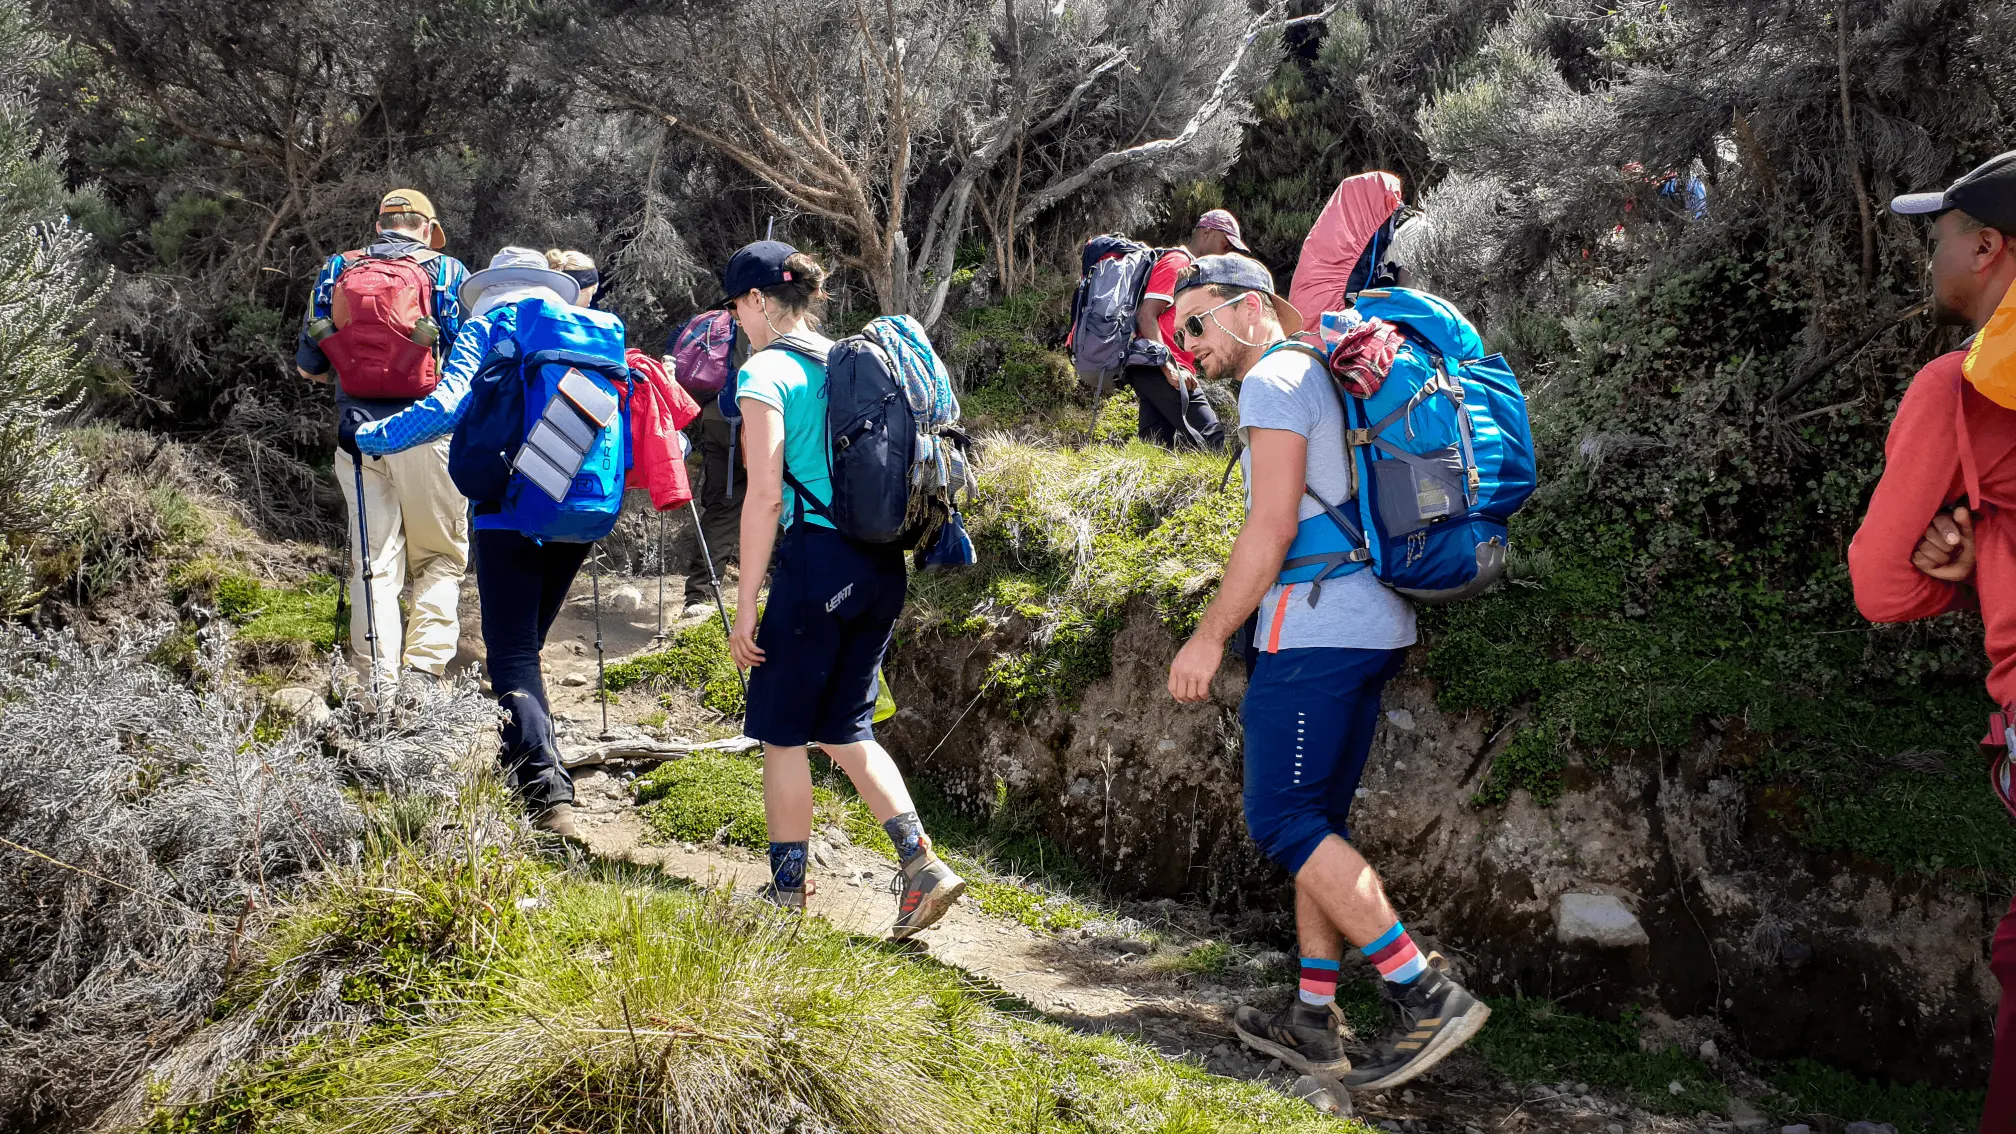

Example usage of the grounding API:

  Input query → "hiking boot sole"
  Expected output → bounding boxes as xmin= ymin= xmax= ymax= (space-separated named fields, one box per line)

xmin=889 ymin=877 xmax=967 ymax=940
xmin=1349 ymin=999 xmax=1491 ymax=1092
xmin=1233 ymin=1017 xmax=1353 ymax=1078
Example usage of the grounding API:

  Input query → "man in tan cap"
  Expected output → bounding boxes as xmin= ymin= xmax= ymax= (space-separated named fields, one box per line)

xmin=295 ymin=189 xmax=471 ymax=690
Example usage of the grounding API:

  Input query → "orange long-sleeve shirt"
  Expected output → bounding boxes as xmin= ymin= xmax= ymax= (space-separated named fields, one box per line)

xmin=1850 ymin=350 xmax=2016 ymax=704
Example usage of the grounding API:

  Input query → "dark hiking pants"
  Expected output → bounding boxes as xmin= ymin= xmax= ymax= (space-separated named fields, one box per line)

xmin=474 ymin=526 xmax=590 ymax=810
xmin=1120 ymin=364 xmax=1225 ymax=451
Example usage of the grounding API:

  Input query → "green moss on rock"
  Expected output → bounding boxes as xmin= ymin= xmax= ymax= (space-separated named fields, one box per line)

xmin=601 ymin=616 xmax=745 ymax=715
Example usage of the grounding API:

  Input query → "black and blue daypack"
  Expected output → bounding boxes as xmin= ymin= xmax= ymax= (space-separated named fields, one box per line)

xmin=447 ymin=298 xmax=632 ymax=544
xmin=769 ymin=315 xmax=971 ymax=554
xmin=1275 ymin=288 xmax=1536 ymax=605
xmin=1068 ymin=235 xmax=1164 ymax=387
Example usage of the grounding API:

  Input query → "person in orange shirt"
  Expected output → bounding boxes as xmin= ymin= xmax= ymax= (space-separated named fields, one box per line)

xmin=1850 ymin=149 xmax=2016 ymax=1130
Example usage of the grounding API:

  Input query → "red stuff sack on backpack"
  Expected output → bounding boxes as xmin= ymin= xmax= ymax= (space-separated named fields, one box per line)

xmin=624 ymin=349 xmax=699 ymax=511
xmin=319 ymin=251 xmax=441 ymax=398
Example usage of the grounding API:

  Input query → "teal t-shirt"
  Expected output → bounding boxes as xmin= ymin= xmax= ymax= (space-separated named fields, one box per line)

xmin=735 ymin=331 xmax=837 ymax=529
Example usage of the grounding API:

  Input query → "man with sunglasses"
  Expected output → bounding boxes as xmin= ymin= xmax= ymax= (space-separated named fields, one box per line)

xmin=1121 ymin=213 xmax=1247 ymax=451
xmin=1166 ymin=254 xmax=1489 ymax=1091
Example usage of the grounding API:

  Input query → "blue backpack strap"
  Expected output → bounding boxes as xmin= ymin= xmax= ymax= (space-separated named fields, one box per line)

xmin=1280 ymin=491 xmax=1372 ymax=606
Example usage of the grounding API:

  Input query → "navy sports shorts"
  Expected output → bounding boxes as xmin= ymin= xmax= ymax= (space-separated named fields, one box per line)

xmin=1240 ymin=646 xmax=1406 ymax=873
xmin=743 ymin=524 xmax=908 ymax=747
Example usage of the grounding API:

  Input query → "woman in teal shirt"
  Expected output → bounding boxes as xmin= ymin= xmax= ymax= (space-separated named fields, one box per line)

xmin=723 ymin=241 xmax=965 ymax=939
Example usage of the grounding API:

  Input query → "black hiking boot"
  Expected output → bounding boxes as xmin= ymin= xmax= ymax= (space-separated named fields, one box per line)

xmin=1233 ymin=998 xmax=1352 ymax=1077
xmin=1338 ymin=964 xmax=1490 ymax=1091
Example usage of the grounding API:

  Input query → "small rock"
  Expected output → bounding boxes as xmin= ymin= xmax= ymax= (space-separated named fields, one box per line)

xmin=1156 ymin=738 xmax=1177 ymax=752
xmin=1606 ymin=1126 xmax=1623 ymax=1134
xmin=269 ymin=685 xmax=332 ymax=729
xmin=1574 ymin=1082 xmax=1590 ymax=1095
xmin=1699 ymin=1039 xmax=1719 ymax=1063
xmin=1668 ymin=1081 xmax=1685 ymax=1096
xmin=1843 ymin=1124 xmax=1897 ymax=1134
xmin=561 ymin=672 xmax=589 ymax=687
xmin=1385 ymin=707 xmax=1416 ymax=731
xmin=1557 ymin=892 xmax=1651 ymax=948
xmin=1401 ymin=1089 xmax=1416 ymax=1104
xmin=1288 ymin=1075 xmax=1347 ymax=1116
xmin=1244 ymin=950 xmax=1289 ymax=970
xmin=811 ymin=841 xmax=832 ymax=868
xmin=1780 ymin=1126 xmax=1812 ymax=1134
xmin=1115 ymin=938 xmax=1154 ymax=955
xmin=607 ymin=585 xmax=645 ymax=614
xmin=1730 ymin=1097 xmax=1765 ymax=1129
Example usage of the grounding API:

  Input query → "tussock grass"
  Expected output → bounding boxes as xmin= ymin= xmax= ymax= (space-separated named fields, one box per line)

xmin=909 ymin=435 xmax=1240 ymax=709
xmin=156 ymin=797 xmax=1365 ymax=1134
xmin=601 ymin=615 xmax=746 ymax=716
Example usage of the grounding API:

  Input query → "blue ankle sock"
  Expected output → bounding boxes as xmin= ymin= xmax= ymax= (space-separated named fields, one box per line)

xmin=883 ymin=811 xmax=926 ymax=863
xmin=768 ymin=840 xmax=808 ymax=891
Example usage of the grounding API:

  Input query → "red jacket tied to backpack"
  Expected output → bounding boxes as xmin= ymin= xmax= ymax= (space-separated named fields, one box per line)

xmin=318 ymin=251 xmax=443 ymax=398
xmin=624 ymin=349 xmax=700 ymax=511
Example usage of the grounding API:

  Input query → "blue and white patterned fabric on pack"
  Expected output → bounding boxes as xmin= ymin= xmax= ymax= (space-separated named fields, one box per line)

xmin=863 ymin=314 xmax=970 ymax=497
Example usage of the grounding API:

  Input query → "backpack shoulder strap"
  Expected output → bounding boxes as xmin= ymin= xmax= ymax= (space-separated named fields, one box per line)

xmin=1957 ymin=368 xmax=1985 ymax=510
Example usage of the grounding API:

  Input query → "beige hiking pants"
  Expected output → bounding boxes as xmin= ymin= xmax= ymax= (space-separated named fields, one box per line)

xmin=336 ymin=438 xmax=469 ymax=679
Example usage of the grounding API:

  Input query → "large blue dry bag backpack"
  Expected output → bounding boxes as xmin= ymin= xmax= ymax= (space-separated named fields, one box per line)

xmin=1280 ymin=287 xmax=1536 ymax=605
xmin=448 ymin=297 xmax=631 ymax=544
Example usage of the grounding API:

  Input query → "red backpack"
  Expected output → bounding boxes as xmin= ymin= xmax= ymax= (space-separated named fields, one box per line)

xmin=317 ymin=250 xmax=441 ymax=399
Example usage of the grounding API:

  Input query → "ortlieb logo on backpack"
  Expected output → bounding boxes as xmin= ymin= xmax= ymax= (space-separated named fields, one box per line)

xmin=669 ymin=309 xmax=736 ymax=398
xmin=447 ymin=298 xmax=632 ymax=544
xmin=318 ymin=251 xmax=442 ymax=399
xmin=1069 ymin=236 xmax=1162 ymax=382
xmin=770 ymin=315 xmax=969 ymax=552
xmin=1277 ymin=288 xmax=1537 ymax=606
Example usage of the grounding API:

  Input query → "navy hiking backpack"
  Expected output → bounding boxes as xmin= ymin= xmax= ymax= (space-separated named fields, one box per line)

xmin=1068 ymin=236 xmax=1164 ymax=386
xmin=769 ymin=315 xmax=970 ymax=552
xmin=1276 ymin=288 xmax=1536 ymax=605
xmin=448 ymin=298 xmax=632 ymax=543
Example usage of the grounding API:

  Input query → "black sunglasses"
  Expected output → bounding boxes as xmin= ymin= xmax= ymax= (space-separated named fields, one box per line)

xmin=1175 ymin=293 xmax=1248 ymax=350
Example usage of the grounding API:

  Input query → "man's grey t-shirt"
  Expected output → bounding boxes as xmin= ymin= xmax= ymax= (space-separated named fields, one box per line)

xmin=1237 ymin=345 xmax=1417 ymax=651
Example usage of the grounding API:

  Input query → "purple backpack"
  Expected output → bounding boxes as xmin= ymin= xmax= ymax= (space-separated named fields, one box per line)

xmin=669 ymin=309 xmax=735 ymax=398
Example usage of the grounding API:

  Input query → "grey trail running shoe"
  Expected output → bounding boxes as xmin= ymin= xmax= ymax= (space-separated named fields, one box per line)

xmin=758 ymin=883 xmax=808 ymax=911
xmin=888 ymin=850 xmax=966 ymax=940
xmin=1233 ymin=998 xmax=1353 ymax=1078
xmin=1339 ymin=964 xmax=1491 ymax=1091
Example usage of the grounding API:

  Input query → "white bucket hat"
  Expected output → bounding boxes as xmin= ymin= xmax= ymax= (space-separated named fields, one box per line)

xmin=460 ymin=245 xmax=579 ymax=312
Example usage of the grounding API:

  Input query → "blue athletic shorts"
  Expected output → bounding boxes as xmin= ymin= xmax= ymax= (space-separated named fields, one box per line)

xmin=1240 ymin=646 xmax=1406 ymax=874
xmin=743 ymin=524 xmax=907 ymax=747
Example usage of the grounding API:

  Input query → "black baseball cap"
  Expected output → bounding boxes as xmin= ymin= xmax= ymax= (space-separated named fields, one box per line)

xmin=1891 ymin=150 xmax=2016 ymax=232
xmin=720 ymin=240 xmax=798 ymax=304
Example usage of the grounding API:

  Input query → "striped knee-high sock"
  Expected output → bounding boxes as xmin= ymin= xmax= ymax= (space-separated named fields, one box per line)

xmin=1297 ymin=956 xmax=1341 ymax=1006
xmin=1362 ymin=921 xmax=1427 ymax=986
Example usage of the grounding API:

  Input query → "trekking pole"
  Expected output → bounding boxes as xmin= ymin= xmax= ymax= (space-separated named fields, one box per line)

xmin=591 ymin=544 xmax=614 ymax=741
xmin=686 ymin=495 xmax=748 ymax=703
xmin=653 ymin=510 xmax=667 ymax=643
xmin=349 ymin=453 xmax=383 ymax=711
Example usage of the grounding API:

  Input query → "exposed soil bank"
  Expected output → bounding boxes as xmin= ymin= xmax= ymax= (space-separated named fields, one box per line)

xmin=882 ymin=599 xmax=2004 ymax=1086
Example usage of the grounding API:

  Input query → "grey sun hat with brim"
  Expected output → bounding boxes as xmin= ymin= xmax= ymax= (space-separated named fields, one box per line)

xmin=459 ymin=245 xmax=580 ymax=312
xmin=1890 ymin=150 xmax=2016 ymax=233
xmin=1174 ymin=253 xmax=1305 ymax=337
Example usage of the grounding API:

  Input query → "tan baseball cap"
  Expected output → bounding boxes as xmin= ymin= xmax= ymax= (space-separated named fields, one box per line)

xmin=377 ymin=188 xmax=446 ymax=250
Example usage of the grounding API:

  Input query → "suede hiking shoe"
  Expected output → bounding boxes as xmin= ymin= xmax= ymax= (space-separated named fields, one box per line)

xmin=1233 ymin=999 xmax=1352 ymax=1077
xmin=532 ymin=803 xmax=581 ymax=840
xmin=1339 ymin=965 xmax=1490 ymax=1091
xmin=888 ymin=852 xmax=965 ymax=940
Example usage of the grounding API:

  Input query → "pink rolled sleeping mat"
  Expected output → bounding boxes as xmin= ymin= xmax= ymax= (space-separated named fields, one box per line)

xmin=1286 ymin=171 xmax=1405 ymax=319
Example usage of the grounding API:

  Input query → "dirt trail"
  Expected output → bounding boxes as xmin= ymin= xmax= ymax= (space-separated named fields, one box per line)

xmin=443 ymin=569 xmax=1721 ymax=1134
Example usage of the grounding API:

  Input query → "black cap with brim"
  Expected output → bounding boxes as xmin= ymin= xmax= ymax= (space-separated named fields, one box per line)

xmin=718 ymin=240 xmax=799 ymax=307
xmin=1891 ymin=150 xmax=2016 ymax=233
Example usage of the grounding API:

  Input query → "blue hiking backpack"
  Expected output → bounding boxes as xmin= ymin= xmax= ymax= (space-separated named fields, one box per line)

xmin=447 ymin=298 xmax=632 ymax=544
xmin=1277 ymin=287 xmax=1536 ymax=605
xmin=769 ymin=315 xmax=970 ymax=552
